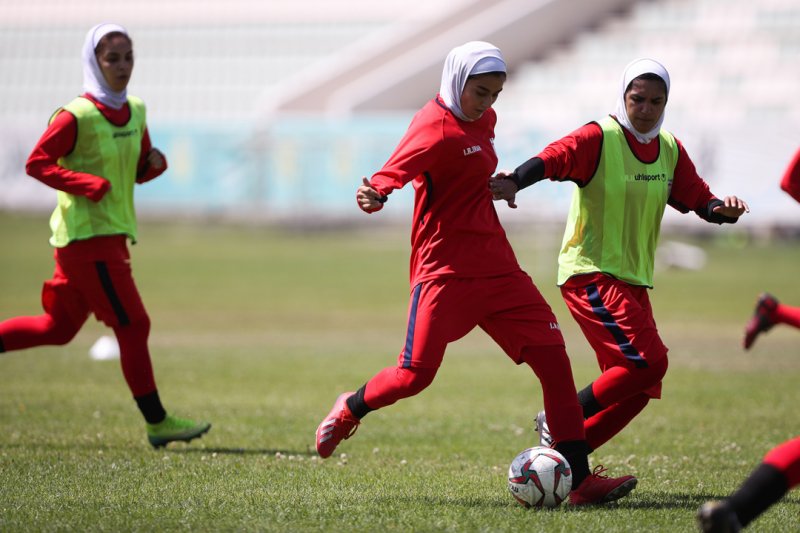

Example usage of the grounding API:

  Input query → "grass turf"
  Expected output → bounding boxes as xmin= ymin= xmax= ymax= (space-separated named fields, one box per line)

xmin=1 ymin=210 xmax=799 ymax=531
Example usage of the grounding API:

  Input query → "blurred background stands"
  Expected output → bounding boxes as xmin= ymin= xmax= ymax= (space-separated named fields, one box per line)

xmin=1 ymin=0 xmax=798 ymax=229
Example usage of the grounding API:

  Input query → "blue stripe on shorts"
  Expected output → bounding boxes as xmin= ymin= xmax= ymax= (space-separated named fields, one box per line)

xmin=585 ymin=283 xmax=648 ymax=368
xmin=402 ymin=283 xmax=423 ymax=368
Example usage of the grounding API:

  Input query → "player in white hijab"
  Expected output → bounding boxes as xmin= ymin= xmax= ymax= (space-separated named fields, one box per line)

xmin=490 ymin=57 xmax=748 ymax=483
xmin=6 ymin=22 xmax=212 ymax=449
xmin=82 ymin=22 xmax=130 ymax=109
xmin=438 ymin=41 xmax=506 ymax=122
xmin=613 ymin=58 xmax=670 ymax=144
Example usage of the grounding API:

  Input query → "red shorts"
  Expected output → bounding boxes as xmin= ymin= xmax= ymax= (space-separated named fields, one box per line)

xmin=560 ymin=273 xmax=668 ymax=396
xmin=397 ymin=271 xmax=564 ymax=369
xmin=44 ymin=235 xmax=148 ymax=328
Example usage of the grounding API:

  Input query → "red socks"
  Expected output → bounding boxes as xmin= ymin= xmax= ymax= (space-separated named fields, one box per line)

xmin=362 ymin=365 xmax=437 ymax=410
xmin=0 ymin=314 xmax=81 ymax=351
xmin=113 ymin=318 xmax=157 ymax=397
xmin=773 ymin=303 xmax=800 ymax=329
xmin=521 ymin=345 xmax=585 ymax=443
xmin=584 ymin=394 xmax=650 ymax=450
xmin=0 ymin=312 xmax=157 ymax=398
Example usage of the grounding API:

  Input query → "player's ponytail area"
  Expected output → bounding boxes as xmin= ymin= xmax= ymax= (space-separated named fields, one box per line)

xmin=1 ymin=212 xmax=798 ymax=531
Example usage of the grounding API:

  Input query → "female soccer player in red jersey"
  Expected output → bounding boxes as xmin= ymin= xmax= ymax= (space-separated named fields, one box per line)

xmin=490 ymin=58 xmax=749 ymax=454
xmin=0 ymin=23 xmax=209 ymax=448
xmin=742 ymin=148 xmax=800 ymax=349
xmin=314 ymin=41 xmax=636 ymax=505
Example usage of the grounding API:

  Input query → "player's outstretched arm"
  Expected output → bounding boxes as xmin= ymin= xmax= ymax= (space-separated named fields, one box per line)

xmin=356 ymin=177 xmax=388 ymax=213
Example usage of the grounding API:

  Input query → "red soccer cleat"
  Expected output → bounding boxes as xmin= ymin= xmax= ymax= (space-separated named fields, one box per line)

xmin=568 ymin=465 xmax=637 ymax=505
xmin=743 ymin=293 xmax=778 ymax=350
xmin=315 ymin=392 xmax=360 ymax=458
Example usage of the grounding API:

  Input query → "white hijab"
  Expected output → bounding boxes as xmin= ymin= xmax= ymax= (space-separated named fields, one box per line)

xmin=613 ymin=58 xmax=670 ymax=144
xmin=82 ymin=22 xmax=130 ymax=109
xmin=439 ymin=41 xmax=506 ymax=122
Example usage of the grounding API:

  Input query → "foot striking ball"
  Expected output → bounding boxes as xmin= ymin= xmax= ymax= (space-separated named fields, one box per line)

xmin=508 ymin=446 xmax=572 ymax=508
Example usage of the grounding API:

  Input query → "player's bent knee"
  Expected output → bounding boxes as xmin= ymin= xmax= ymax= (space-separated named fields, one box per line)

xmin=399 ymin=366 xmax=437 ymax=395
xmin=118 ymin=313 xmax=151 ymax=334
xmin=520 ymin=344 xmax=571 ymax=381
xmin=47 ymin=317 xmax=82 ymax=345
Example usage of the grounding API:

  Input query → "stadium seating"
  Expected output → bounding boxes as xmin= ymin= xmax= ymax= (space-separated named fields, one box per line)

xmin=496 ymin=0 xmax=800 ymax=134
xmin=1 ymin=0 xmax=799 ymax=222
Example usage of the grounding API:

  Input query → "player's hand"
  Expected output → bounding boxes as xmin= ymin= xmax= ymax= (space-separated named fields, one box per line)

xmin=489 ymin=172 xmax=518 ymax=209
xmin=147 ymin=148 xmax=166 ymax=171
xmin=356 ymin=177 xmax=388 ymax=213
xmin=90 ymin=178 xmax=111 ymax=202
xmin=712 ymin=195 xmax=750 ymax=218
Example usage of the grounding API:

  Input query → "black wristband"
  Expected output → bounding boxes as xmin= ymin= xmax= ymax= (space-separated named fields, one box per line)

xmin=378 ymin=195 xmax=388 ymax=204
xmin=507 ymin=171 xmax=523 ymax=191
xmin=706 ymin=198 xmax=738 ymax=224
xmin=512 ymin=157 xmax=546 ymax=190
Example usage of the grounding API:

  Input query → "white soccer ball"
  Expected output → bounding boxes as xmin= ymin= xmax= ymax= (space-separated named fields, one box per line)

xmin=89 ymin=335 xmax=120 ymax=361
xmin=508 ymin=446 xmax=572 ymax=508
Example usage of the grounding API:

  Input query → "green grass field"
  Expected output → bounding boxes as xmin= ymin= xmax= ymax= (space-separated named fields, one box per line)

xmin=1 ymin=210 xmax=798 ymax=532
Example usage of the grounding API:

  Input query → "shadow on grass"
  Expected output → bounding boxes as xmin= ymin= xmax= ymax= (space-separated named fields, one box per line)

xmin=365 ymin=490 xmax=731 ymax=512
xmin=169 ymin=446 xmax=318 ymax=457
xmin=391 ymin=494 xmax=511 ymax=509
xmin=620 ymin=492 xmax=723 ymax=510
xmin=0 ymin=439 xmax=320 ymax=457
xmin=0 ymin=442 xmax=315 ymax=457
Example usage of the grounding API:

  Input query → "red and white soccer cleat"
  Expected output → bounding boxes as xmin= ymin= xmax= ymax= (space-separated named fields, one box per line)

xmin=315 ymin=392 xmax=360 ymax=458
xmin=743 ymin=293 xmax=778 ymax=350
xmin=568 ymin=465 xmax=637 ymax=505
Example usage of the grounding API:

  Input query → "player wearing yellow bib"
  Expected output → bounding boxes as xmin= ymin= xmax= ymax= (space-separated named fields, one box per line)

xmin=490 ymin=58 xmax=749 ymax=455
xmin=0 ymin=23 xmax=210 ymax=448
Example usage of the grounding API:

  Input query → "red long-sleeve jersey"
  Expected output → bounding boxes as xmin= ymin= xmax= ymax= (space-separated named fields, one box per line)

xmin=780 ymin=147 xmax=800 ymax=204
xmin=537 ymin=119 xmax=719 ymax=216
xmin=370 ymin=97 xmax=520 ymax=286
xmin=26 ymin=93 xmax=165 ymax=201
